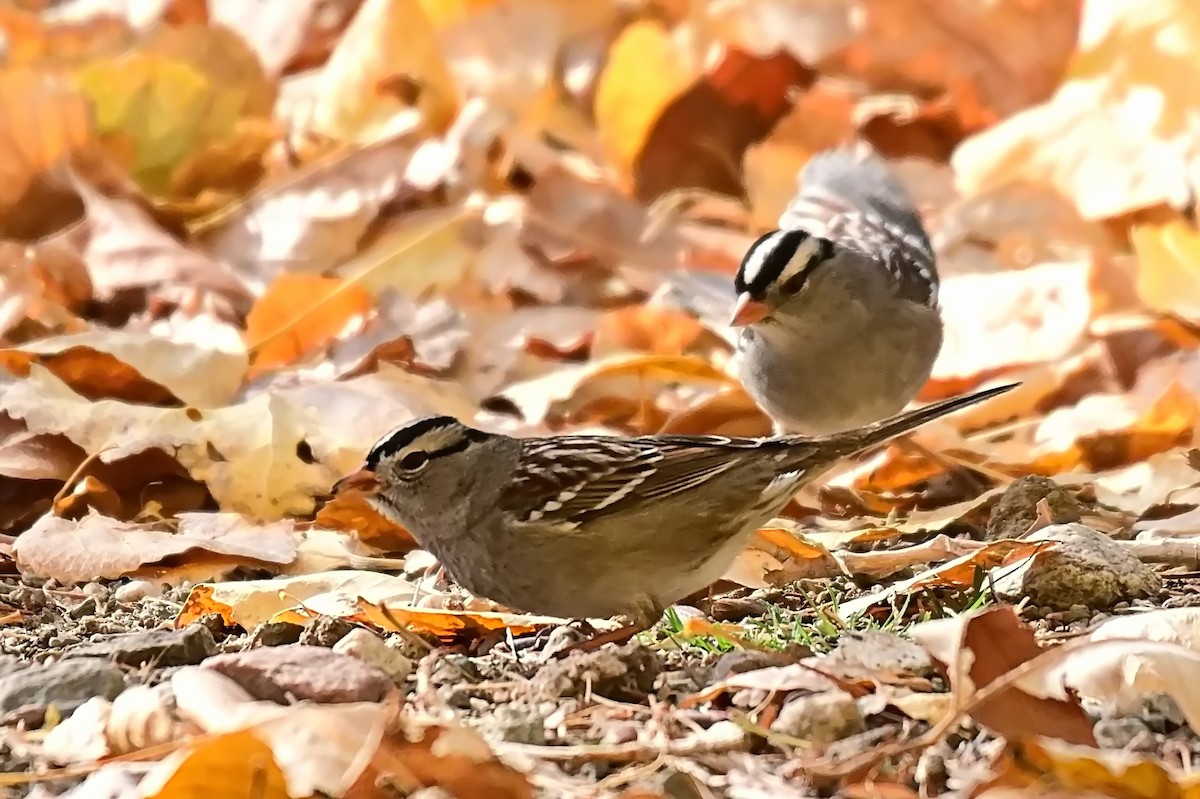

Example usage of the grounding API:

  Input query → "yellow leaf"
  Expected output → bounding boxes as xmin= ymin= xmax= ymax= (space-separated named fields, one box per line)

xmin=1133 ymin=212 xmax=1200 ymax=315
xmin=594 ymin=20 xmax=692 ymax=179
xmin=140 ymin=730 xmax=289 ymax=799
xmin=307 ymin=0 xmax=459 ymax=142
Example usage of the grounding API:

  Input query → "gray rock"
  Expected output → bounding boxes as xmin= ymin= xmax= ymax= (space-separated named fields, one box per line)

xmin=62 ymin=625 xmax=217 ymax=667
xmin=825 ymin=630 xmax=933 ymax=677
xmin=992 ymin=523 xmax=1162 ymax=610
xmin=249 ymin=621 xmax=303 ymax=648
xmin=770 ymin=690 xmax=865 ymax=743
xmin=0 ymin=659 xmax=125 ymax=715
xmin=202 ymin=644 xmax=391 ymax=704
xmin=473 ymin=702 xmax=547 ymax=745
xmin=986 ymin=476 xmax=1083 ymax=540
xmin=1093 ymin=717 xmax=1152 ymax=749
xmin=299 ymin=615 xmax=355 ymax=648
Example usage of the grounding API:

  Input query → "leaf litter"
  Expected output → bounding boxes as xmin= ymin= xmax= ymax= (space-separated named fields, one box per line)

xmin=3 ymin=1 xmax=1200 ymax=797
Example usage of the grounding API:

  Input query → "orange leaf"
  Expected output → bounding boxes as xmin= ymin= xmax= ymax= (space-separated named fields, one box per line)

xmin=246 ymin=274 xmax=372 ymax=374
xmin=1132 ymin=211 xmax=1200 ymax=316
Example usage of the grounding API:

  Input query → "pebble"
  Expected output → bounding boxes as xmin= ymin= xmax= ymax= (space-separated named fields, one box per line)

xmin=0 ymin=659 xmax=126 ymax=716
xmin=299 ymin=615 xmax=355 ymax=648
xmin=770 ymin=690 xmax=865 ymax=743
xmin=114 ymin=580 xmax=164 ymax=603
xmin=332 ymin=628 xmax=413 ymax=682
xmin=993 ymin=523 xmax=1161 ymax=610
xmin=202 ymin=644 xmax=392 ymax=704
xmin=62 ymin=625 xmax=217 ymax=668
xmin=249 ymin=621 xmax=303 ymax=648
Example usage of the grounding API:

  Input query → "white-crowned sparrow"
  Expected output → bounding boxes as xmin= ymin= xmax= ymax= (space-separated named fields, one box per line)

xmin=732 ymin=146 xmax=943 ymax=435
xmin=333 ymin=383 xmax=1011 ymax=630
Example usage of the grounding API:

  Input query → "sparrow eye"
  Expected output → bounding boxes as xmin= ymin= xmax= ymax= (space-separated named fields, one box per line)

xmin=398 ymin=451 xmax=430 ymax=473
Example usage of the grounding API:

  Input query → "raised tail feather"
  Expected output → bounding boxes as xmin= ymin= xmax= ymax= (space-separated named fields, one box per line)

xmin=813 ymin=382 xmax=1018 ymax=458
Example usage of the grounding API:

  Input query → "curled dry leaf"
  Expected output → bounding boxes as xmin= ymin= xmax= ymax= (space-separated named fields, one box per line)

xmin=245 ymin=273 xmax=373 ymax=375
xmin=0 ymin=366 xmax=330 ymax=519
xmin=908 ymin=606 xmax=1096 ymax=746
xmin=1131 ymin=210 xmax=1200 ymax=317
xmin=982 ymin=737 xmax=1200 ymax=799
xmin=953 ymin=0 xmax=1200 ymax=220
xmin=493 ymin=352 xmax=735 ymax=431
xmin=313 ymin=490 xmax=417 ymax=553
xmin=356 ymin=597 xmax=565 ymax=643
xmin=13 ymin=511 xmax=298 ymax=585
xmin=837 ymin=540 xmax=1055 ymax=621
xmin=1027 ymin=609 xmax=1200 ymax=732
xmin=170 ymin=665 xmax=388 ymax=798
xmin=196 ymin=122 xmax=425 ymax=290
xmin=353 ymin=720 xmax=534 ymax=799
xmin=74 ymin=23 xmax=276 ymax=198
xmin=138 ymin=729 xmax=290 ymax=799
xmin=174 ymin=569 xmax=424 ymax=630
xmin=0 ymin=328 xmax=248 ymax=407
xmin=0 ymin=68 xmax=92 ymax=240
xmin=929 ymin=260 xmax=1093 ymax=393
xmin=303 ymin=0 xmax=457 ymax=142
xmin=0 ymin=415 xmax=81 ymax=480
xmin=67 ymin=175 xmax=252 ymax=310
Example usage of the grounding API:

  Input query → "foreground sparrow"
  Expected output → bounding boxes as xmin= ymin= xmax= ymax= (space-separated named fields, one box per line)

xmin=333 ymin=383 xmax=1012 ymax=632
xmin=732 ymin=146 xmax=944 ymax=435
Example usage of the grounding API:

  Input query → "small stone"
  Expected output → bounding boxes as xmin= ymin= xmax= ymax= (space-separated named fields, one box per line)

xmin=249 ymin=621 xmax=304 ymax=648
xmin=114 ymin=580 xmax=163 ymax=603
xmin=202 ymin=645 xmax=391 ymax=704
xmin=63 ymin=626 xmax=217 ymax=668
xmin=68 ymin=597 xmax=100 ymax=620
xmin=193 ymin=613 xmax=234 ymax=642
xmin=530 ymin=643 xmax=660 ymax=702
xmin=1093 ymin=717 xmax=1152 ymax=749
xmin=709 ymin=651 xmax=796 ymax=683
xmin=474 ymin=702 xmax=547 ymax=745
xmin=992 ymin=523 xmax=1162 ymax=611
xmin=985 ymin=476 xmax=1083 ymax=540
xmin=81 ymin=582 xmax=109 ymax=599
xmin=0 ymin=660 xmax=126 ymax=715
xmin=770 ymin=690 xmax=866 ymax=743
xmin=332 ymin=629 xmax=413 ymax=683
xmin=299 ymin=616 xmax=355 ymax=648
xmin=825 ymin=630 xmax=933 ymax=677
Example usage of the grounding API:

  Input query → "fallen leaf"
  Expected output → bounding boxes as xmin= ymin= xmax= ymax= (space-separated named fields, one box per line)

xmin=14 ymin=511 xmax=297 ymax=585
xmin=140 ymin=729 xmax=289 ymax=799
xmin=908 ymin=606 xmax=1096 ymax=746
xmin=953 ymin=0 xmax=1200 ymax=219
xmin=0 ymin=328 xmax=247 ymax=406
xmin=303 ymin=0 xmax=458 ymax=142
xmin=245 ymin=274 xmax=373 ymax=375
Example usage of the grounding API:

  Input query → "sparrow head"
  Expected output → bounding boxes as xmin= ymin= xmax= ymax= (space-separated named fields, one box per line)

xmin=333 ymin=416 xmax=513 ymax=533
xmin=730 ymin=229 xmax=834 ymax=327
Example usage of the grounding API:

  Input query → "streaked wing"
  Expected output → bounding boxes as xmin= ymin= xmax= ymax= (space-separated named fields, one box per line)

xmin=503 ymin=434 xmax=773 ymax=527
xmin=780 ymin=147 xmax=937 ymax=307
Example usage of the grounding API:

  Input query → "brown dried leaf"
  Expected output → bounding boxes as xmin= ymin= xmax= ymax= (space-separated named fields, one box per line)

xmin=929 ymin=261 xmax=1093 ymax=390
xmin=140 ymin=729 xmax=289 ymax=799
xmin=174 ymin=569 xmax=422 ymax=629
xmin=196 ymin=127 xmax=423 ymax=289
xmin=0 ymin=329 xmax=247 ymax=406
xmin=0 ymin=366 xmax=331 ymax=519
xmin=303 ymin=0 xmax=458 ymax=142
xmin=493 ymin=353 xmax=736 ymax=431
xmin=0 ymin=68 xmax=91 ymax=240
xmin=245 ymin=274 xmax=373 ymax=375
xmin=953 ymin=0 xmax=1200 ymax=219
xmin=14 ymin=511 xmax=298 ymax=585
xmin=908 ymin=606 xmax=1096 ymax=745
xmin=351 ymin=722 xmax=534 ymax=799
